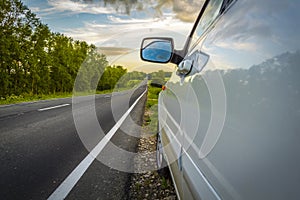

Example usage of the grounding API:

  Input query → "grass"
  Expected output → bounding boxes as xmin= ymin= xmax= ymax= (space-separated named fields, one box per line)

xmin=146 ymin=86 xmax=161 ymax=109
xmin=147 ymin=87 xmax=161 ymax=100
xmin=0 ymin=84 xmax=141 ymax=105
xmin=0 ymin=93 xmax=74 ymax=105
xmin=161 ymin=176 xmax=168 ymax=189
xmin=0 ymin=91 xmax=119 ymax=105
xmin=143 ymin=85 xmax=161 ymax=134
xmin=0 ymin=82 xmax=159 ymax=108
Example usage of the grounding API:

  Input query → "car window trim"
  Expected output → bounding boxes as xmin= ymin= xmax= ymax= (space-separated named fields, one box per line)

xmin=171 ymin=0 xmax=229 ymax=65
xmin=183 ymin=0 xmax=211 ymax=56
xmin=186 ymin=0 xmax=237 ymax=55
xmin=171 ymin=0 xmax=211 ymax=64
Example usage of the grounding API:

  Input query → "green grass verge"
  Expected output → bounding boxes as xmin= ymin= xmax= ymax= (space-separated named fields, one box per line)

xmin=0 ymin=93 xmax=74 ymax=105
xmin=143 ymin=85 xmax=161 ymax=134
xmin=146 ymin=86 xmax=161 ymax=109
xmin=0 ymin=81 xmax=152 ymax=107
xmin=0 ymin=86 xmax=136 ymax=105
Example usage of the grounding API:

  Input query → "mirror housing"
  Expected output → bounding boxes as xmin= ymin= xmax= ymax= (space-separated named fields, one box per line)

xmin=140 ymin=37 xmax=174 ymax=63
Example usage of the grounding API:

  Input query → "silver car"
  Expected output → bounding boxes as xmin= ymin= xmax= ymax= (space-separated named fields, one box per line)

xmin=140 ymin=0 xmax=300 ymax=199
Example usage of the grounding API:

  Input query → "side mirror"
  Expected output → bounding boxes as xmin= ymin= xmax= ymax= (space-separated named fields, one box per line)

xmin=140 ymin=37 xmax=174 ymax=63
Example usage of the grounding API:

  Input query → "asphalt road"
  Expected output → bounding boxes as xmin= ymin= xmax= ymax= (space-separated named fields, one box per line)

xmin=0 ymin=83 xmax=147 ymax=200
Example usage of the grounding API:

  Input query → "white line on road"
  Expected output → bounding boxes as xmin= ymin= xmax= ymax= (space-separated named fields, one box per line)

xmin=38 ymin=104 xmax=70 ymax=111
xmin=48 ymin=89 xmax=147 ymax=200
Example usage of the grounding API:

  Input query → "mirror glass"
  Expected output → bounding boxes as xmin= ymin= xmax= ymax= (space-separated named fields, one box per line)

xmin=141 ymin=38 xmax=173 ymax=63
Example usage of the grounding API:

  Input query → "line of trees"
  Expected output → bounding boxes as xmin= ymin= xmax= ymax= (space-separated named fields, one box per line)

xmin=0 ymin=0 xmax=172 ymax=99
xmin=0 ymin=0 xmax=114 ymax=98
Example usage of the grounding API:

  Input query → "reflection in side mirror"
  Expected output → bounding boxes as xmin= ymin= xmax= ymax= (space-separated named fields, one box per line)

xmin=141 ymin=38 xmax=174 ymax=63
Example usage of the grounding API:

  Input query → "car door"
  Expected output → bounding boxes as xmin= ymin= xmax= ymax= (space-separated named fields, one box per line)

xmin=177 ymin=0 xmax=226 ymax=199
xmin=182 ymin=0 xmax=300 ymax=199
xmin=157 ymin=0 xmax=226 ymax=198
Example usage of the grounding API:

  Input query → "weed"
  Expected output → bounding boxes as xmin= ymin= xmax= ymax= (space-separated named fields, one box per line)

xmin=161 ymin=176 xmax=168 ymax=189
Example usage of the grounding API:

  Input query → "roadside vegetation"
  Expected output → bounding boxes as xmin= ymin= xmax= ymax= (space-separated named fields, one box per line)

xmin=129 ymin=72 xmax=177 ymax=200
xmin=145 ymin=70 xmax=171 ymax=131
xmin=0 ymin=0 xmax=146 ymax=105
xmin=144 ymin=69 xmax=171 ymax=133
xmin=144 ymin=86 xmax=161 ymax=134
xmin=0 ymin=0 xmax=173 ymax=106
xmin=1 ymin=0 xmax=96 ymax=97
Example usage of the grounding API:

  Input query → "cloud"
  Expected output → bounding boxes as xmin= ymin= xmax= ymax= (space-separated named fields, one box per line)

xmin=107 ymin=15 xmax=154 ymax=24
xmin=61 ymin=15 xmax=193 ymax=70
xmin=39 ymin=0 xmax=205 ymax=21
xmin=63 ymin=16 xmax=193 ymax=48
xmin=29 ymin=0 xmax=199 ymax=46
xmin=34 ymin=0 xmax=115 ymax=16
xmin=97 ymin=47 xmax=132 ymax=56
xmin=154 ymin=0 xmax=205 ymax=22
xmin=217 ymin=41 xmax=258 ymax=52
xmin=48 ymin=0 xmax=88 ymax=12
xmin=30 ymin=6 xmax=41 ymax=13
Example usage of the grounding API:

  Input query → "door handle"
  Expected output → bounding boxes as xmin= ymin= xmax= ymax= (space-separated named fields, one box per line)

xmin=176 ymin=50 xmax=210 ymax=80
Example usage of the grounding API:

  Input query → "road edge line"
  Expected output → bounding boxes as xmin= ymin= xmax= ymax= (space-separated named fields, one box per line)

xmin=48 ymin=89 xmax=147 ymax=200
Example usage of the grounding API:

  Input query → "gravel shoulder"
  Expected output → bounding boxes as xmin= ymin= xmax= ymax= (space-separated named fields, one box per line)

xmin=129 ymin=108 xmax=177 ymax=200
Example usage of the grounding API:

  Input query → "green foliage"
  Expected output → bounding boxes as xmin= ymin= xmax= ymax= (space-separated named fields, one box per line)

xmin=146 ymin=98 xmax=158 ymax=110
xmin=0 ymin=0 xmax=109 ymax=100
xmin=148 ymin=70 xmax=166 ymax=86
xmin=143 ymin=85 xmax=160 ymax=136
xmin=164 ymin=71 xmax=172 ymax=78
xmin=117 ymin=71 xmax=146 ymax=89
xmin=75 ymin=49 xmax=108 ymax=92
xmin=161 ymin=176 xmax=168 ymax=189
xmin=0 ymin=93 xmax=73 ymax=105
xmin=0 ymin=0 xmax=151 ymax=104
xmin=147 ymin=86 xmax=161 ymax=100
xmin=97 ymin=65 xmax=127 ymax=91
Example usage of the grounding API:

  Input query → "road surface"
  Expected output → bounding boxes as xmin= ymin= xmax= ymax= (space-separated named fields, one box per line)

xmin=0 ymin=83 xmax=147 ymax=200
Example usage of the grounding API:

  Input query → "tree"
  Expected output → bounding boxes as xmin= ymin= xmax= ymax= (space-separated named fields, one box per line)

xmin=149 ymin=70 xmax=165 ymax=85
xmin=0 ymin=0 xmax=111 ymax=98
xmin=97 ymin=66 xmax=127 ymax=91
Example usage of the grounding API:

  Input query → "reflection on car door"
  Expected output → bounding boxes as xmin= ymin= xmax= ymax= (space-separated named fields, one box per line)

xmin=178 ymin=0 xmax=226 ymax=199
xmin=182 ymin=0 xmax=300 ymax=199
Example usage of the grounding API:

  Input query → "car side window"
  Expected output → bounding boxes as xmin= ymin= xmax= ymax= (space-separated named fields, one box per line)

xmin=189 ymin=0 xmax=224 ymax=52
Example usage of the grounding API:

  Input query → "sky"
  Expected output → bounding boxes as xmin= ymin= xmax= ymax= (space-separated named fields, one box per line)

xmin=21 ymin=0 xmax=203 ymax=72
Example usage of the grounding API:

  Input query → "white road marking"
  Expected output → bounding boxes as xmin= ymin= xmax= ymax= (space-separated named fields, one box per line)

xmin=38 ymin=104 xmax=70 ymax=111
xmin=48 ymin=89 xmax=147 ymax=200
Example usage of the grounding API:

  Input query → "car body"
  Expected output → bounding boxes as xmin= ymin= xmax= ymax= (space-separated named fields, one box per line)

xmin=141 ymin=0 xmax=300 ymax=199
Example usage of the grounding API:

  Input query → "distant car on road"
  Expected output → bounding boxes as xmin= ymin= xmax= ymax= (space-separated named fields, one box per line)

xmin=141 ymin=0 xmax=300 ymax=199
